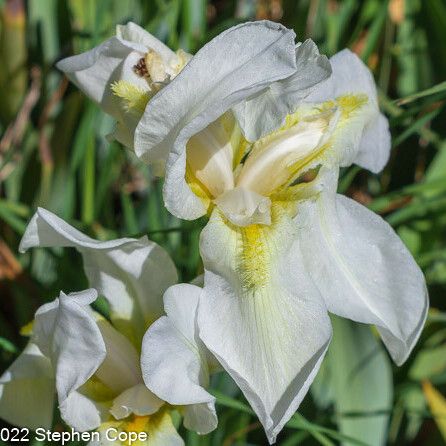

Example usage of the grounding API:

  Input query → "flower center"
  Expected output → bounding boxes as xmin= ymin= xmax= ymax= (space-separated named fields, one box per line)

xmin=112 ymin=49 xmax=191 ymax=115
xmin=186 ymin=108 xmax=337 ymax=226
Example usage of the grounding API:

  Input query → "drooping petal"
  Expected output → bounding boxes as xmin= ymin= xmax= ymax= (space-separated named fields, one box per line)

xmin=19 ymin=208 xmax=177 ymax=342
xmin=233 ymin=39 xmax=331 ymax=141
xmin=134 ymin=21 xmax=298 ymax=219
xmin=296 ymin=168 xmax=428 ymax=365
xmin=0 ymin=343 xmax=54 ymax=429
xmin=59 ymin=391 xmax=110 ymax=432
xmin=110 ymin=383 xmax=164 ymax=419
xmin=33 ymin=289 xmax=107 ymax=403
xmin=141 ymin=284 xmax=215 ymax=408
xmin=56 ymin=37 xmax=145 ymax=120
xmin=306 ymin=49 xmax=391 ymax=173
xmin=183 ymin=402 xmax=218 ymax=435
xmin=198 ymin=208 xmax=332 ymax=443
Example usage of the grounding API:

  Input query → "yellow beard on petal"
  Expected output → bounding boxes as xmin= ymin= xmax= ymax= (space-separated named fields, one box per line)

xmin=111 ymin=80 xmax=151 ymax=114
xmin=224 ymin=204 xmax=293 ymax=292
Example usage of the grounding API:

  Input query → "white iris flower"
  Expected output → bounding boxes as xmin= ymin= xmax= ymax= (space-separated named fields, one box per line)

xmin=135 ymin=45 xmax=428 ymax=443
xmin=58 ymin=20 xmax=330 ymax=175
xmin=0 ymin=209 xmax=217 ymax=445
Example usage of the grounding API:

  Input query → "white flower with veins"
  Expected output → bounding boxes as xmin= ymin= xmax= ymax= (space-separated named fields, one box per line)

xmin=0 ymin=209 xmax=217 ymax=445
xmin=136 ymin=44 xmax=429 ymax=444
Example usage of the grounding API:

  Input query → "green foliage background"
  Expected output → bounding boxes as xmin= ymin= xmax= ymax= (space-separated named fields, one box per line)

xmin=0 ymin=0 xmax=445 ymax=444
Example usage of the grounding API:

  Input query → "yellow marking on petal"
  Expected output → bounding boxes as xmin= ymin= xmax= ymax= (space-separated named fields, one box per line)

xmin=238 ymin=224 xmax=270 ymax=289
xmin=185 ymin=162 xmax=213 ymax=215
xmin=111 ymin=80 xmax=150 ymax=114
xmin=271 ymin=94 xmax=369 ymax=193
xmin=230 ymin=204 xmax=291 ymax=291
xmin=19 ymin=320 xmax=34 ymax=336
xmin=98 ymin=407 xmax=177 ymax=446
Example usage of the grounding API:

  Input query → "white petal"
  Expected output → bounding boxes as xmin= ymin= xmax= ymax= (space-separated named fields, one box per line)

xmin=116 ymin=22 xmax=176 ymax=62
xmin=59 ymin=391 xmax=109 ymax=432
xmin=141 ymin=284 xmax=214 ymax=406
xmin=296 ymin=168 xmax=428 ymax=365
xmin=134 ymin=21 xmax=298 ymax=219
xmin=0 ymin=343 xmax=54 ymax=429
xmin=95 ymin=319 xmax=142 ymax=393
xmin=355 ymin=113 xmax=391 ymax=174
xmin=183 ymin=402 xmax=218 ymax=435
xmin=110 ymin=383 xmax=164 ymax=419
xmin=33 ymin=289 xmax=106 ymax=402
xmin=20 ymin=208 xmax=177 ymax=341
xmin=198 ymin=209 xmax=332 ymax=443
xmin=233 ymin=39 xmax=331 ymax=141
xmin=306 ymin=49 xmax=391 ymax=173
xmin=56 ymin=37 xmax=145 ymax=119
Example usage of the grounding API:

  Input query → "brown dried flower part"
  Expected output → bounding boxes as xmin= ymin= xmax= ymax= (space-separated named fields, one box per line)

xmin=133 ymin=57 xmax=149 ymax=78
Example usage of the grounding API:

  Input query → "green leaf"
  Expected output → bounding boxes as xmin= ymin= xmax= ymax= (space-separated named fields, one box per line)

xmin=409 ymin=345 xmax=446 ymax=380
xmin=320 ymin=316 xmax=393 ymax=446
xmin=395 ymin=80 xmax=446 ymax=105
xmin=0 ymin=336 xmax=17 ymax=354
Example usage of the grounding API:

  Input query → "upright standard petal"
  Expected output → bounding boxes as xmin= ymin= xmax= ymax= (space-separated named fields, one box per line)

xmin=0 ymin=343 xmax=54 ymax=430
xmin=296 ymin=168 xmax=428 ymax=365
xmin=197 ymin=208 xmax=332 ymax=443
xmin=134 ymin=20 xmax=298 ymax=219
xmin=141 ymin=284 xmax=217 ymax=434
xmin=233 ymin=39 xmax=331 ymax=141
xmin=116 ymin=22 xmax=175 ymax=62
xmin=33 ymin=290 xmax=106 ymax=403
xmin=19 ymin=208 xmax=177 ymax=342
xmin=306 ymin=49 xmax=391 ymax=173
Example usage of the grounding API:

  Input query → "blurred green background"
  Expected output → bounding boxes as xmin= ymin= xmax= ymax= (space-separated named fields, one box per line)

xmin=0 ymin=0 xmax=445 ymax=444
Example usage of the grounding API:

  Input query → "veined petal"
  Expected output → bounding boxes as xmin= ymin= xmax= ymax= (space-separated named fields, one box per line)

xmin=306 ymin=49 xmax=391 ymax=173
xmin=110 ymin=383 xmax=164 ymax=419
xmin=233 ymin=39 xmax=331 ymax=141
xmin=33 ymin=289 xmax=107 ymax=402
xmin=296 ymin=168 xmax=428 ymax=365
xmin=134 ymin=20 xmax=298 ymax=219
xmin=0 ymin=343 xmax=54 ymax=429
xmin=198 ymin=208 xmax=332 ymax=443
xmin=141 ymin=284 xmax=215 ymax=408
xmin=19 ymin=208 xmax=177 ymax=342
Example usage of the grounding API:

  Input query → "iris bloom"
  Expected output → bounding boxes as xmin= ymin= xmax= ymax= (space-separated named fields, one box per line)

xmin=136 ymin=46 xmax=429 ymax=442
xmin=0 ymin=208 xmax=217 ymax=445
xmin=58 ymin=20 xmax=331 ymax=173
xmin=57 ymin=22 xmax=191 ymax=161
